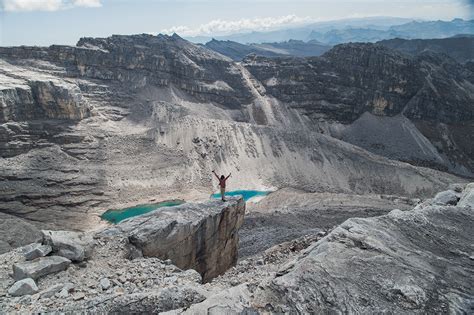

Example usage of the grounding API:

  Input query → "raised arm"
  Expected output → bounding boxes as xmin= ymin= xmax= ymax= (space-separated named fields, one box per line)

xmin=212 ymin=170 xmax=220 ymax=180
xmin=225 ymin=173 xmax=232 ymax=180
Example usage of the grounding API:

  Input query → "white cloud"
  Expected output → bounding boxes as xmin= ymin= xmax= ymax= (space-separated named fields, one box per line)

xmin=161 ymin=15 xmax=314 ymax=37
xmin=1 ymin=0 xmax=102 ymax=12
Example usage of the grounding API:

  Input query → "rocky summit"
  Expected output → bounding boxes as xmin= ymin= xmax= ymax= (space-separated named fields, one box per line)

xmin=0 ymin=31 xmax=473 ymax=313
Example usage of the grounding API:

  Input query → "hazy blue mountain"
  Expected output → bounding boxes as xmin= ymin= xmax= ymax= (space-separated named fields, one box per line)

xmin=308 ymin=28 xmax=398 ymax=44
xmin=390 ymin=18 xmax=474 ymax=39
xmin=187 ymin=18 xmax=474 ymax=45
xmin=308 ymin=19 xmax=474 ymax=44
xmin=186 ymin=16 xmax=416 ymax=44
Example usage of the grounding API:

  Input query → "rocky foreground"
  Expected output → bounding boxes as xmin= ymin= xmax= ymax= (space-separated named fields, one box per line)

xmin=0 ymin=185 xmax=473 ymax=313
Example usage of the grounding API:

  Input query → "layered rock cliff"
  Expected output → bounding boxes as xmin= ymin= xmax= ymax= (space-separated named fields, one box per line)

xmin=0 ymin=60 xmax=90 ymax=122
xmin=244 ymin=44 xmax=474 ymax=175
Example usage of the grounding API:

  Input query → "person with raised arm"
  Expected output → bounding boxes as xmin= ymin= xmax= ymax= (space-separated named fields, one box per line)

xmin=212 ymin=170 xmax=231 ymax=201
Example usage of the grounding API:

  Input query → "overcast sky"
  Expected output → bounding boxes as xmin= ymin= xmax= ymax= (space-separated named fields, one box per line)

xmin=0 ymin=0 xmax=472 ymax=46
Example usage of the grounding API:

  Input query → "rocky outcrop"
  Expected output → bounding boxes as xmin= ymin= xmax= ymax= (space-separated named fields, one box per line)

xmin=0 ymin=61 xmax=90 ymax=122
xmin=262 ymin=204 xmax=473 ymax=313
xmin=102 ymin=197 xmax=245 ymax=282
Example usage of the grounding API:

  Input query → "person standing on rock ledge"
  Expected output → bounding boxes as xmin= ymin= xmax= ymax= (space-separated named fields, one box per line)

xmin=212 ymin=170 xmax=231 ymax=201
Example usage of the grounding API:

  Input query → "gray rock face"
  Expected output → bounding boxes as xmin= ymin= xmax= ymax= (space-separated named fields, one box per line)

xmin=433 ymin=190 xmax=459 ymax=205
xmin=23 ymin=243 xmax=52 ymax=261
xmin=13 ymin=256 xmax=71 ymax=280
xmin=105 ymin=197 xmax=245 ymax=282
xmin=244 ymin=43 xmax=474 ymax=176
xmin=7 ymin=278 xmax=38 ymax=297
xmin=262 ymin=205 xmax=474 ymax=313
xmin=42 ymin=230 xmax=94 ymax=262
xmin=0 ymin=61 xmax=90 ymax=123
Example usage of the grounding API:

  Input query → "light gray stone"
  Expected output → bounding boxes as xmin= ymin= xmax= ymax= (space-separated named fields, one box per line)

xmin=8 ymin=278 xmax=38 ymax=297
xmin=13 ymin=256 xmax=71 ymax=280
xmin=24 ymin=243 xmax=52 ymax=261
xmin=100 ymin=278 xmax=111 ymax=290
xmin=42 ymin=230 xmax=94 ymax=262
xmin=433 ymin=190 xmax=459 ymax=205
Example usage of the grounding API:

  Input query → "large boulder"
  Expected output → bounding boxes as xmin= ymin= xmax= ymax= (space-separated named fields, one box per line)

xmin=102 ymin=197 xmax=245 ymax=282
xmin=261 ymin=205 xmax=474 ymax=313
xmin=7 ymin=278 xmax=38 ymax=297
xmin=42 ymin=230 xmax=95 ymax=262
xmin=13 ymin=256 xmax=71 ymax=280
xmin=0 ymin=212 xmax=42 ymax=254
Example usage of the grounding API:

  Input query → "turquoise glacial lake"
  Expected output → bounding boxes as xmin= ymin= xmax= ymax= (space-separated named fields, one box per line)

xmin=101 ymin=200 xmax=185 ymax=224
xmin=211 ymin=190 xmax=270 ymax=201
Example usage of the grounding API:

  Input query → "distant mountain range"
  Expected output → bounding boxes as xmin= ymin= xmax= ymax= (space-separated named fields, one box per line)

xmin=204 ymin=39 xmax=332 ymax=61
xmin=187 ymin=18 xmax=474 ymax=45
xmin=378 ymin=36 xmax=474 ymax=63
xmin=204 ymin=35 xmax=474 ymax=63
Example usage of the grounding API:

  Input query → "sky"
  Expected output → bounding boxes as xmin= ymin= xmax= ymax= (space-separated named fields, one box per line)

xmin=0 ymin=0 xmax=473 ymax=46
